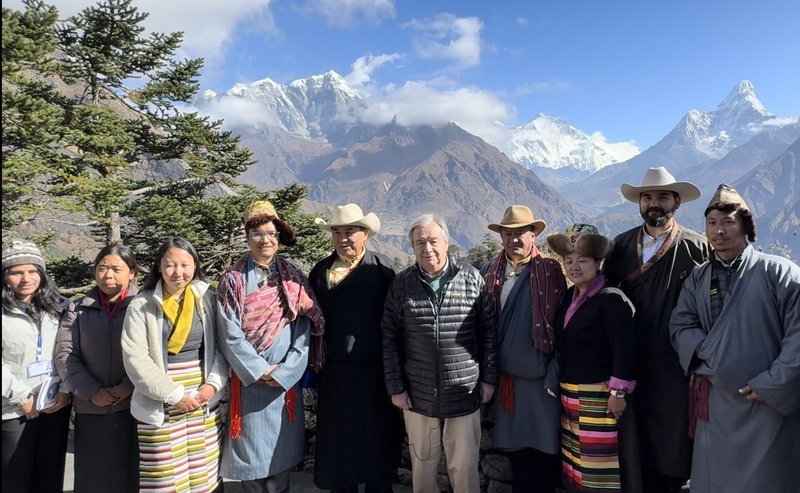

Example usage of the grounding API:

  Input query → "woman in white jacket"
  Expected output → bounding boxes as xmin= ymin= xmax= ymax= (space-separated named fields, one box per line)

xmin=121 ymin=237 xmax=228 ymax=492
xmin=1 ymin=240 xmax=71 ymax=493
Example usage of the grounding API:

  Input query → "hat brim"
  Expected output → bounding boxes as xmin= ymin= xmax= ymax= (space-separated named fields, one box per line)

xmin=488 ymin=220 xmax=546 ymax=236
xmin=315 ymin=213 xmax=381 ymax=237
xmin=620 ymin=182 xmax=701 ymax=203
xmin=547 ymin=233 xmax=613 ymax=259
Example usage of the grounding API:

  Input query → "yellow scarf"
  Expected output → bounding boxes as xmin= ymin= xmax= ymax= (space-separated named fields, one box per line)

xmin=163 ymin=284 xmax=197 ymax=354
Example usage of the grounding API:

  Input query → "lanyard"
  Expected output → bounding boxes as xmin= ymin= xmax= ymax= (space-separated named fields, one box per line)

xmin=36 ymin=330 xmax=43 ymax=362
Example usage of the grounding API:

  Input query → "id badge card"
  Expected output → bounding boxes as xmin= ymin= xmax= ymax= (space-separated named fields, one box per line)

xmin=27 ymin=359 xmax=52 ymax=378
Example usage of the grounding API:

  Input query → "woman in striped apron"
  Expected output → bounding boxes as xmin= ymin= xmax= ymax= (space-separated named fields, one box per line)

xmin=121 ymin=237 xmax=228 ymax=492
xmin=548 ymin=225 xmax=638 ymax=492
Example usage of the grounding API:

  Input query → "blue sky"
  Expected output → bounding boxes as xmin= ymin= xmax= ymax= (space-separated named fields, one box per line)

xmin=7 ymin=0 xmax=799 ymax=149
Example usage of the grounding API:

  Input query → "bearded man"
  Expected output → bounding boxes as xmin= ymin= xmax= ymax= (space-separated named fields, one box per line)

xmin=603 ymin=167 xmax=710 ymax=493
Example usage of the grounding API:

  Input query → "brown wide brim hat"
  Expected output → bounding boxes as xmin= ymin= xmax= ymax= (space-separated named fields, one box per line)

xmin=488 ymin=205 xmax=546 ymax=236
xmin=620 ymin=166 xmax=701 ymax=203
xmin=547 ymin=232 xmax=614 ymax=260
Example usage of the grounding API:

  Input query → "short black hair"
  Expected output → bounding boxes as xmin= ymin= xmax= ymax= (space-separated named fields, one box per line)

xmin=705 ymin=202 xmax=756 ymax=243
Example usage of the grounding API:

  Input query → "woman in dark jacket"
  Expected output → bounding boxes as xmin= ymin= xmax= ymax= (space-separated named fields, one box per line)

xmin=55 ymin=244 xmax=139 ymax=493
xmin=547 ymin=225 xmax=638 ymax=493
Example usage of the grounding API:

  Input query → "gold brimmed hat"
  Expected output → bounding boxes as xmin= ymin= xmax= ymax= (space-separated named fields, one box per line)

xmin=488 ymin=205 xmax=546 ymax=235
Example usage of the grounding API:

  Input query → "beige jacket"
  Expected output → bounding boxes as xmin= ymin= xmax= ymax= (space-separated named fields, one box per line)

xmin=121 ymin=280 xmax=227 ymax=426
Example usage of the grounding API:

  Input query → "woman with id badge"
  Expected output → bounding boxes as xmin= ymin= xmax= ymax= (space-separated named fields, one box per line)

xmin=1 ymin=240 xmax=71 ymax=493
xmin=121 ymin=237 xmax=228 ymax=492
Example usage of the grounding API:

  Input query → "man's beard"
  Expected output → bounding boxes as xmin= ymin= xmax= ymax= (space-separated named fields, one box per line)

xmin=641 ymin=207 xmax=675 ymax=228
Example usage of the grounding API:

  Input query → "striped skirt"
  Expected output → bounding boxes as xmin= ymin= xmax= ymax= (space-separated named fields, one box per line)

xmin=137 ymin=360 xmax=223 ymax=492
xmin=560 ymin=382 xmax=620 ymax=491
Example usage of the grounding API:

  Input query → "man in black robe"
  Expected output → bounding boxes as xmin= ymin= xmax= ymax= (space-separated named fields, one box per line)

xmin=603 ymin=167 xmax=710 ymax=493
xmin=309 ymin=203 xmax=403 ymax=493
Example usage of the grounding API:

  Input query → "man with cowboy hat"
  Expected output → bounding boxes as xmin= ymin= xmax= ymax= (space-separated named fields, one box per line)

xmin=603 ymin=167 xmax=710 ymax=493
xmin=482 ymin=205 xmax=566 ymax=493
xmin=309 ymin=204 xmax=403 ymax=493
xmin=670 ymin=184 xmax=800 ymax=493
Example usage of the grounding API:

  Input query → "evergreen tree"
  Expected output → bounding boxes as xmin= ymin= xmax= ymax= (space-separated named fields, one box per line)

xmin=3 ymin=0 xmax=329 ymax=285
xmin=1 ymin=0 xmax=68 ymax=232
xmin=463 ymin=233 xmax=501 ymax=267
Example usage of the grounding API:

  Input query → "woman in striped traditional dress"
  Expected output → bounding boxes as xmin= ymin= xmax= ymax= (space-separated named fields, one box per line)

xmin=121 ymin=237 xmax=228 ymax=492
xmin=216 ymin=200 xmax=324 ymax=493
xmin=547 ymin=225 xmax=637 ymax=492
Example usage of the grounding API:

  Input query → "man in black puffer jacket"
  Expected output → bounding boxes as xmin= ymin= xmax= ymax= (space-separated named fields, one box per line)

xmin=383 ymin=213 xmax=498 ymax=493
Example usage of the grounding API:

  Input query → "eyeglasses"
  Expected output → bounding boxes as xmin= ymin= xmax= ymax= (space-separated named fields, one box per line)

xmin=249 ymin=231 xmax=279 ymax=241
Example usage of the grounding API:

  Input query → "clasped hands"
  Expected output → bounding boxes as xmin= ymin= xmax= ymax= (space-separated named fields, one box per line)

xmin=90 ymin=382 xmax=134 ymax=407
xmin=175 ymin=384 xmax=216 ymax=412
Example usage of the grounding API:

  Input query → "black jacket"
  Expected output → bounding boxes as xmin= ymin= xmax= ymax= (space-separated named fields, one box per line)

xmin=382 ymin=257 xmax=498 ymax=418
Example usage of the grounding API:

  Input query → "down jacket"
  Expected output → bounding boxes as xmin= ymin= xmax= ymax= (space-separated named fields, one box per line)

xmin=382 ymin=258 xmax=498 ymax=418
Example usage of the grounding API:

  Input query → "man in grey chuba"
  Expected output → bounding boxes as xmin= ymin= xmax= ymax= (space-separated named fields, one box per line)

xmin=383 ymin=214 xmax=497 ymax=493
xmin=670 ymin=184 xmax=799 ymax=493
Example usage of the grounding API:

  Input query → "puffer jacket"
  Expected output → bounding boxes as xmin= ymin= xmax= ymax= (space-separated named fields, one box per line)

xmin=55 ymin=286 xmax=139 ymax=415
xmin=382 ymin=258 xmax=498 ymax=418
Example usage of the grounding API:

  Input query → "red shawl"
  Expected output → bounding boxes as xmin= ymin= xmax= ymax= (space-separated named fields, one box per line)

xmin=484 ymin=246 xmax=565 ymax=413
xmin=219 ymin=254 xmax=325 ymax=439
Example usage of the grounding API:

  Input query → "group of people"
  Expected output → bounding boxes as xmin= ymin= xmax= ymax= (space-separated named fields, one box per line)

xmin=1 ymin=166 xmax=797 ymax=493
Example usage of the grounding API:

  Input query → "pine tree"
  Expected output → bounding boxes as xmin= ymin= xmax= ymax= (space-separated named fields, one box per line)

xmin=1 ymin=0 xmax=68 ymax=232
xmin=3 ymin=0 xmax=330 ymax=286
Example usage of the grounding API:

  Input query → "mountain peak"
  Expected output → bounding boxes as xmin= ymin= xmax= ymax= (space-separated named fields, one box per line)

xmin=716 ymin=80 xmax=769 ymax=117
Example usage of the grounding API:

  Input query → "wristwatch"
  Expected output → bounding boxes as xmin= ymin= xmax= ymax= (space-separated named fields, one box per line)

xmin=609 ymin=389 xmax=626 ymax=398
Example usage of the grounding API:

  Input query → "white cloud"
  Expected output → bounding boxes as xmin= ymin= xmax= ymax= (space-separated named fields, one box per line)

xmin=516 ymin=16 xmax=528 ymax=26
xmin=751 ymin=116 xmax=800 ymax=129
xmin=405 ymin=14 xmax=483 ymax=69
xmin=191 ymin=94 xmax=282 ymax=129
xmin=588 ymin=132 xmax=641 ymax=161
xmin=515 ymin=80 xmax=573 ymax=96
xmin=358 ymin=80 xmax=514 ymax=147
xmin=302 ymin=0 xmax=395 ymax=27
xmin=346 ymin=53 xmax=404 ymax=86
xmin=4 ymin=0 xmax=275 ymax=68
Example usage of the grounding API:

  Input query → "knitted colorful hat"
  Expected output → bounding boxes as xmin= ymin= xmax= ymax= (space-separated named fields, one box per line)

xmin=2 ymin=240 xmax=46 ymax=271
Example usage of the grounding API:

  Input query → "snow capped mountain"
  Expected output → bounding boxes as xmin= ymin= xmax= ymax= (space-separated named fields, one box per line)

xmin=199 ymin=70 xmax=366 ymax=140
xmin=507 ymin=114 xmax=639 ymax=173
xmin=662 ymin=80 xmax=773 ymax=160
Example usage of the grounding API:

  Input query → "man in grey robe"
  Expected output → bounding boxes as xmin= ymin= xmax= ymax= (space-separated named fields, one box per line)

xmin=670 ymin=184 xmax=800 ymax=493
xmin=482 ymin=206 xmax=566 ymax=493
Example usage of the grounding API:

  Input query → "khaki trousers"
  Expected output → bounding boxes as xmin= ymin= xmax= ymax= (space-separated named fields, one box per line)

xmin=403 ymin=409 xmax=481 ymax=493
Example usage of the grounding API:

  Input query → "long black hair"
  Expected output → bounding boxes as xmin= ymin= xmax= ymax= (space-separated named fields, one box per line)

xmin=2 ymin=265 xmax=64 ymax=318
xmin=142 ymin=237 xmax=204 ymax=292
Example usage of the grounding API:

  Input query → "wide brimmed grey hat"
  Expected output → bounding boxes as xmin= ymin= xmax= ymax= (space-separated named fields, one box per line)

xmin=621 ymin=167 xmax=701 ymax=203
xmin=315 ymin=203 xmax=381 ymax=237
